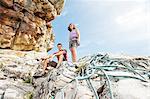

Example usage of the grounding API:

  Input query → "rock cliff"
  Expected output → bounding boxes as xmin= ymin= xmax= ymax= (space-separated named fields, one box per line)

xmin=0 ymin=0 xmax=64 ymax=51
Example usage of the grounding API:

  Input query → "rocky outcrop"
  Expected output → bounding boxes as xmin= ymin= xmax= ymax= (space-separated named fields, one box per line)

xmin=0 ymin=49 xmax=47 ymax=98
xmin=48 ymin=53 xmax=150 ymax=99
xmin=0 ymin=49 xmax=150 ymax=99
xmin=0 ymin=0 xmax=64 ymax=51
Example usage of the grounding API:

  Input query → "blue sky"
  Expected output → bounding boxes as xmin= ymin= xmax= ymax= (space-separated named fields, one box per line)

xmin=49 ymin=0 xmax=150 ymax=60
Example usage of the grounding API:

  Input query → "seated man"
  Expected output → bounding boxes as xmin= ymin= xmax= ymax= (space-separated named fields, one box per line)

xmin=43 ymin=43 xmax=67 ymax=73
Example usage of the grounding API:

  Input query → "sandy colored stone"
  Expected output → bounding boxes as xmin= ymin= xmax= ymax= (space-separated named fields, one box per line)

xmin=0 ymin=0 xmax=64 ymax=51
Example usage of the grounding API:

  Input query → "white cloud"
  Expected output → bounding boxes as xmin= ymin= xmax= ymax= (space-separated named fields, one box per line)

xmin=65 ymin=0 xmax=150 ymax=56
xmin=116 ymin=7 xmax=147 ymax=27
xmin=114 ymin=4 xmax=150 ymax=41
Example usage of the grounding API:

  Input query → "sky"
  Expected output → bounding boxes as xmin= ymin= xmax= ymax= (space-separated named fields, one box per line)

xmin=49 ymin=0 xmax=150 ymax=61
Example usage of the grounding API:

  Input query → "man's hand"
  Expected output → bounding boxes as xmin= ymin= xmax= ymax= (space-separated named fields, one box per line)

xmin=41 ymin=54 xmax=55 ymax=61
xmin=41 ymin=55 xmax=52 ymax=60
xmin=49 ymin=54 xmax=55 ymax=61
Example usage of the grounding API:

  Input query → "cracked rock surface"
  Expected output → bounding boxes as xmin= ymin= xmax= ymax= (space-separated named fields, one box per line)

xmin=0 ymin=0 xmax=64 ymax=51
xmin=0 ymin=50 xmax=150 ymax=99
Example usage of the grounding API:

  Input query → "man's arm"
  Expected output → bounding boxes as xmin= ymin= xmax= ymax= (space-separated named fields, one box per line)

xmin=53 ymin=50 xmax=65 ymax=56
xmin=43 ymin=50 xmax=65 ymax=60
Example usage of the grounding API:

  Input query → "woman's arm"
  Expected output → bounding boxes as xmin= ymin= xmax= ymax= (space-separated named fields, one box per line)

xmin=76 ymin=28 xmax=80 ymax=41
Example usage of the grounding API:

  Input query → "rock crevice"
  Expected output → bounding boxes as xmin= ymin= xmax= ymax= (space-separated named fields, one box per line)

xmin=0 ymin=0 xmax=64 ymax=51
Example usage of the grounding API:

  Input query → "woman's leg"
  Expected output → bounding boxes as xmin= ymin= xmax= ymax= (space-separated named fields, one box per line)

xmin=70 ymin=47 xmax=77 ymax=62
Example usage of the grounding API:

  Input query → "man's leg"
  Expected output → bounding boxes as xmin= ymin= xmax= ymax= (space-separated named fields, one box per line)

xmin=43 ymin=59 xmax=49 ymax=72
xmin=56 ymin=54 xmax=64 ymax=68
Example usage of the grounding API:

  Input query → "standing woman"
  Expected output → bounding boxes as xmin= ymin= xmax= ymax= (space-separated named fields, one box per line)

xmin=68 ymin=23 xmax=80 ymax=63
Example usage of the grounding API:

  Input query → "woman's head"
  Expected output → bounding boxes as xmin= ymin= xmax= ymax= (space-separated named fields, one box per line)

xmin=68 ymin=23 xmax=76 ymax=32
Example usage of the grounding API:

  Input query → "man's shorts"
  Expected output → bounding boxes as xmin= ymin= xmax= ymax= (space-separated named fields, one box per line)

xmin=48 ymin=61 xmax=57 ymax=68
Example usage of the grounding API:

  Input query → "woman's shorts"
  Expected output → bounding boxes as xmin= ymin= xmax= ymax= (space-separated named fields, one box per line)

xmin=69 ymin=40 xmax=80 ymax=49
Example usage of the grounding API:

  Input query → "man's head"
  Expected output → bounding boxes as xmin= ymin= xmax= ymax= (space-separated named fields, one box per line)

xmin=57 ymin=43 xmax=63 ymax=50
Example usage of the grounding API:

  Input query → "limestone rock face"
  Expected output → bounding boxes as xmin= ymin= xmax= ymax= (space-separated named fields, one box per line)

xmin=0 ymin=50 xmax=150 ymax=99
xmin=0 ymin=0 xmax=64 ymax=51
xmin=0 ymin=49 xmax=49 ymax=99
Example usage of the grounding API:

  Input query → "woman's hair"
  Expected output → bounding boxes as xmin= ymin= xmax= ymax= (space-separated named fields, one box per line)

xmin=68 ymin=23 xmax=76 ymax=32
